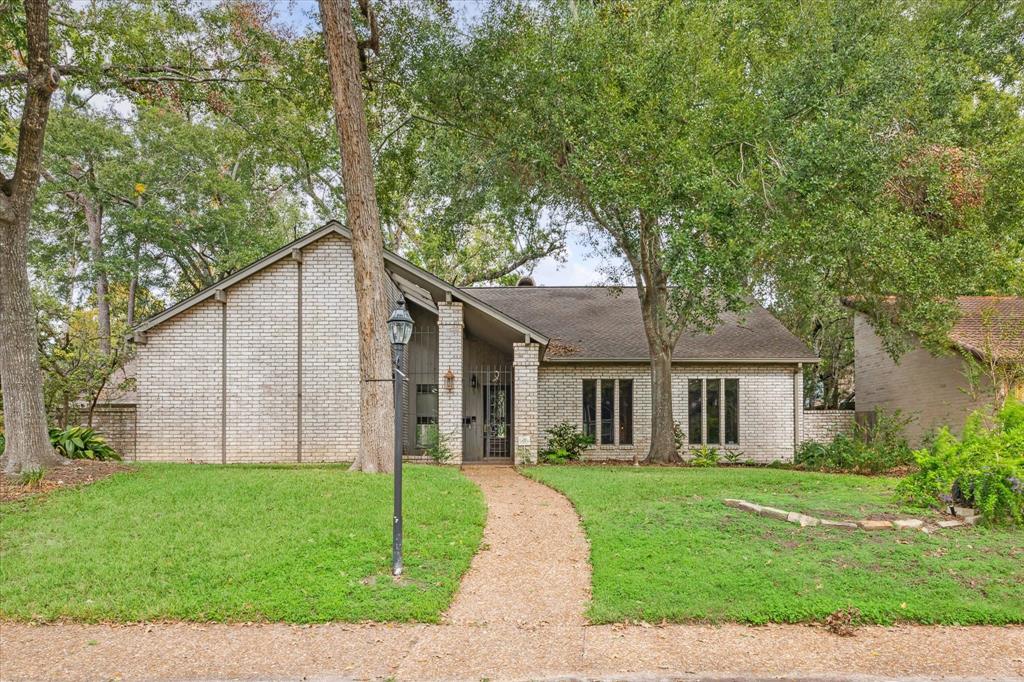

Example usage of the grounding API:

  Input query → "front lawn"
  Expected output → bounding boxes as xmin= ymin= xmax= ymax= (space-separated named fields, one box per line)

xmin=0 ymin=463 xmax=485 ymax=623
xmin=525 ymin=466 xmax=1024 ymax=625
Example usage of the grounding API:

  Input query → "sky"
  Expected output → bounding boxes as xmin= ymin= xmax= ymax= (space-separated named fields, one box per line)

xmin=275 ymin=0 xmax=619 ymax=286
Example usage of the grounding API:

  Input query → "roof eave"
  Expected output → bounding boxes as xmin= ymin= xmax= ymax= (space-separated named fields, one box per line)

xmin=543 ymin=356 xmax=820 ymax=364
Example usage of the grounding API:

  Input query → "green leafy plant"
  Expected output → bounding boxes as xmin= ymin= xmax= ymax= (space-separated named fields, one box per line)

xmin=672 ymin=421 xmax=685 ymax=454
xmin=421 ymin=427 xmax=454 ymax=465
xmin=723 ymin=450 xmax=743 ymax=465
xmin=19 ymin=468 xmax=46 ymax=488
xmin=48 ymin=426 xmax=120 ymax=461
xmin=898 ymin=401 xmax=1024 ymax=525
xmin=689 ymin=446 xmax=720 ymax=467
xmin=540 ymin=422 xmax=594 ymax=464
xmin=795 ymin=409 xmax=914 ymax=474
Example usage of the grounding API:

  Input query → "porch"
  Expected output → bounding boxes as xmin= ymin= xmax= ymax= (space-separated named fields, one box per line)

xmin=400 ymin=298 xmax=541 ymax=465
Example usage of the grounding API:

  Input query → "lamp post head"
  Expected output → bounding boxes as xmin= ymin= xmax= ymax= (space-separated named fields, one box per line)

xmin=387 ymin=296 xmax=414 ymax=346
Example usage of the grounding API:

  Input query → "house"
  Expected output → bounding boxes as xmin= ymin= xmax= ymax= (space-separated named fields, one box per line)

xmin=851 ymin=296 xmax=1024 ymax=446
xmin=132 ymin=221 xmax=830 ymax=465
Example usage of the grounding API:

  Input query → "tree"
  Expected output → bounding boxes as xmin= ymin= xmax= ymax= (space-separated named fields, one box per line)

xmin=1 ymin=0 xmax=65 ymax=473
xmin=400 ymin=0 xmax=1022 ymax=462
xmin=318 ymin=0 xmax=394 ymax=473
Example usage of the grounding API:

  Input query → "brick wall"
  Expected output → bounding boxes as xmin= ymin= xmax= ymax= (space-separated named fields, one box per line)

xmin=802 ymin=410 xmax=855 ymax=444
xmin=537 ymin=363 xmax=801 ymax=463
xmin=72 ymin=405 xmax=137 ymax=460
xmin=137 ymin=232 xmax=362 ymax=463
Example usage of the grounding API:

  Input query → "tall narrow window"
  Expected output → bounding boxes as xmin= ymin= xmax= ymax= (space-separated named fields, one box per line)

xmin=582 ymin=379 xmax=597 ymax=441
xmin=618 ymin=379 xmax=633 ymax=445
xmin=415 ymin=384 xmax=438 ymax=447
xmin=725 ymin=379 xmax=740 ymax=445
xmin=600 ymin=380 xmax=615 ymax=444
xmin=707 ymin=379 xmax=722 ymax=445
xmin=688 ymin=379 xmax=702 ymax=445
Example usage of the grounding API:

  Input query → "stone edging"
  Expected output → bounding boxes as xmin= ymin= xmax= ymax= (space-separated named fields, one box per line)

xmin=723 ymin=499 xmax=978 ymax=533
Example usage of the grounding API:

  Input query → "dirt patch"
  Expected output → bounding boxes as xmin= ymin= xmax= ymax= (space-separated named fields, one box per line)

xmin=0 ymin=460 xmax=133 ymax=503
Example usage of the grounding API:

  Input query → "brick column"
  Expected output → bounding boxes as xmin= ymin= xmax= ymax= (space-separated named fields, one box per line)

xmin=513 ymin=342 xmax=540 ymax=465
xmin=437 ymin=302 xmax=464 ymax=464
xmin=792 ymin=363 xmax=804 ymax=460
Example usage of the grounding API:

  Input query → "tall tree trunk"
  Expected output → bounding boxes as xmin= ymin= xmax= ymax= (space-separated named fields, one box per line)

xmin=639 ymin=282 xmax=682 ymax=463
xmin=319 ymin=0 xmax=394 ymax=473
xmin=81 ymin=197 xmax=111 ymax=355
xmin=0 ymin=0 xmax=65 ymax=474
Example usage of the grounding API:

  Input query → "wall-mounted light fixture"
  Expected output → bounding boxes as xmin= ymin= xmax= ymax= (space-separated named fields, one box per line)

xmin=443 ymin=368 xmax=456 ymax=392
xmin=470 ymin=373 xmax=478 ymax=390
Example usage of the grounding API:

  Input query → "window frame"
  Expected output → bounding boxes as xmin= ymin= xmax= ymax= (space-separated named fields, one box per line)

xmin=582 ymin=379 xmax=597 ymax=442
xmin=600 ymin=379 xmax=615 ymax=445
xmin=618 ymin=379 xmax=634 ymax=445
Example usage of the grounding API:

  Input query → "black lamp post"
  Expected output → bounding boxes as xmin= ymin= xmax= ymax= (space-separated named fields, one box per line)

xmin=387 ymin=296 xmax=414 ymax=577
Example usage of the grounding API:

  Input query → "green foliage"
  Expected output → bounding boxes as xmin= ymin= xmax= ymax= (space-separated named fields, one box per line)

xmin=540 ymin=422 xmax=594 ymax=464
xmin=689 ymin=446 xmax=721 ymax=468
xmin=419 ymin=426 xmax=454 ymax=465
xmin=0 ymin=464 xmax=485 ymax=623
xmin=796 ymin=410 xmax=914 ymax=474
xmin=672 ymin=422 xmax=685 ymax=454
xmin=723 ymin=450 xmax=743 ymax=465
xmin=47 ymin=427 xmax=120 ymax=461
xmin=898 ymin=402 xmax=1024 ymax=525
xmin=19 ymin=468 xmax=45 ymax=489
xmin=526 ymin=466 xmax=1023 ymax=625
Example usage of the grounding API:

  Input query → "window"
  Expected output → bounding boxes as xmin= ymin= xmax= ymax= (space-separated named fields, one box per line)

xmin=707 ymin=379 xmax=721 ymax=445
xmin=618 ymin=379 xmax=633 ymax=445
xmin=688 ymin=379 xmax=702 ymax=445
xmin=415 ymin=384 xmax=438 ymax=446
xmin=582 ymin=379 xmax=597 ymax=441
xmin=600 ymin=380 xmax=615 ymax=444
xmin=725 ymin=378 xmax=739 ymax=445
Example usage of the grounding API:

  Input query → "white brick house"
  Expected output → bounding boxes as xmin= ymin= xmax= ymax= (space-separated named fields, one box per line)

xmin=133 ymin=221 xmax=820 ymax=465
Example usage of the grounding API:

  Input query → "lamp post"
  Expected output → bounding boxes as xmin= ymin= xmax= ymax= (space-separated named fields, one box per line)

xmin=387 ymin=296 xmax=414 ymax=577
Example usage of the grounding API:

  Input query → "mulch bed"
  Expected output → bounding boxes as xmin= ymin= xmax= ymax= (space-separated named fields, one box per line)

xmin=0 ymin=460 xmax=133 ymax=503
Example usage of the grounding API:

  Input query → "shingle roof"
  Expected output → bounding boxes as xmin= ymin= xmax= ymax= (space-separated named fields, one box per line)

xmin=951 ymin=296 xmax=1024 ymax=361
xmin=463 ymin=286 xmax=817 ymax=363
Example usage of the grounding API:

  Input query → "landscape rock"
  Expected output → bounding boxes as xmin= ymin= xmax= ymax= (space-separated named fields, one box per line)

xmin=962 ymin=515 xmax=981 ymax=526
xmin=857 ymin=519 xmax=893 ymax=531
xmin=953 ymin=506 xmax=976 ymax=518
xmin=757 ymin=506 xmax=790 ymax=521
xmin=786 ymin=512 xmax=820 ymax=527
xmin=820 ymin=519 xmax=858 ymax=529
xmin=723 ymin=499 xmax=762 ymax=514
xmin=937 ymin=519 xmax=964 ymax=528
xmin=892 ymin=519 xmax=924 ymax=530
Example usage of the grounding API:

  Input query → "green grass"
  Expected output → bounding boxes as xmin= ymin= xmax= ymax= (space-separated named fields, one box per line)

xmin=0 ymin=463 xmax=485 ymax=623
xmin=525 ymin=466 xmax=1024 ymax=625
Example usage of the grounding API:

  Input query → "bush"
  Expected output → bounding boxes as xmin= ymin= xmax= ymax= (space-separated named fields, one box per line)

xmin=48 ymin=426 xmax=121 ymax=461
xmin=795 ymin=409 xmax=914 ymax=474
xmin=540 ymin=422 xmax=593 ymax=464
xmin=418 ymin=425 xmax=454 ymax=464
xmin=898 ymin=401 xmax=1024 ymax=525
xmin=689 ymin=445 xmax=720 ymax=467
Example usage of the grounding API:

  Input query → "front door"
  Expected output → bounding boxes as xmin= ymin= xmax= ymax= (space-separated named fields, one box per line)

xmin=482 ymin=383 xmax=512 ymax=459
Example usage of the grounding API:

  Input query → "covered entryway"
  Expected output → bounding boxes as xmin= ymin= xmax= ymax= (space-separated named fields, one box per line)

xmin=463 ymin=365 xmax=514 ymax=462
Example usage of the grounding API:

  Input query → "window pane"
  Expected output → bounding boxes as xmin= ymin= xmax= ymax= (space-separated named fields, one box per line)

xmin=707 ymin=379 xmax=721 ymax=445
xmin=618 ymin=379 xmax=633 ymax=445
xmin=415 ymin=384 xmax=438 ymax=446
xmin=582 ymin=380 xmax=597 ymax=440
xmin=688 ymin=379 xmax=702 ymax=445
xmin=600 ymin=380 xmax=615 ymax=444
xmin=725 ymin=379 xmax=739 ymax=445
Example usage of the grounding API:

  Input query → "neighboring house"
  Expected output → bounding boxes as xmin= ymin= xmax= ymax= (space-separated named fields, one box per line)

xmin=850 ymin=296 xmax=1024 ymax=447
xmin=132 ymin=221 xmax=824 ymax=465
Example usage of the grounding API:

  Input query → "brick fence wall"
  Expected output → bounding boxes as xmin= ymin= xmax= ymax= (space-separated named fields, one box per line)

xmin=801 ymin=409 xmax=856 ymax=444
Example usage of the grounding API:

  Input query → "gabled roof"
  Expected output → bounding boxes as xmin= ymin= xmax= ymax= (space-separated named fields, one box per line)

xmin=950 ymin=296 xmax=1024 ymax=361
xmin=133 ymin=221 xmax=549 ymax=345
xmin=465 ymin=286 xmax=818 ymax=363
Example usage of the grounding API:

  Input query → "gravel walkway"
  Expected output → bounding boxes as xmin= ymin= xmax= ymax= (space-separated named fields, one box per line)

xmin=444 ymin=464 xmax=591 ymax=626
xmin=2 ymin=466 xmax=1022 ymax=681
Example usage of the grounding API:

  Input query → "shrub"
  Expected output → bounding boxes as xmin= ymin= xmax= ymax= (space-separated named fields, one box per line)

xmin=722 ymin=450 xmax=743 ymax=465
xmin=689 ymin=445 xmax=720 ymax=467
xmin=419 ymin=426 xmax=454 ymax=464
xmin=48 ymin=426 xmax=121 ymax=461
xmin=1 ymin=426 xmax=120 ymax=461
xmin=795 ymin=409 xmax=914 ymax=474
xmin=20 ymin=468 xmax=45 ymax=488
xmin=672 ymin=421 xmax=685 ymax=454
xmin=898 ymin=401 xmax=1024 ymax=525
xmin=540 ymin=422 xmax=593 ymax=464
